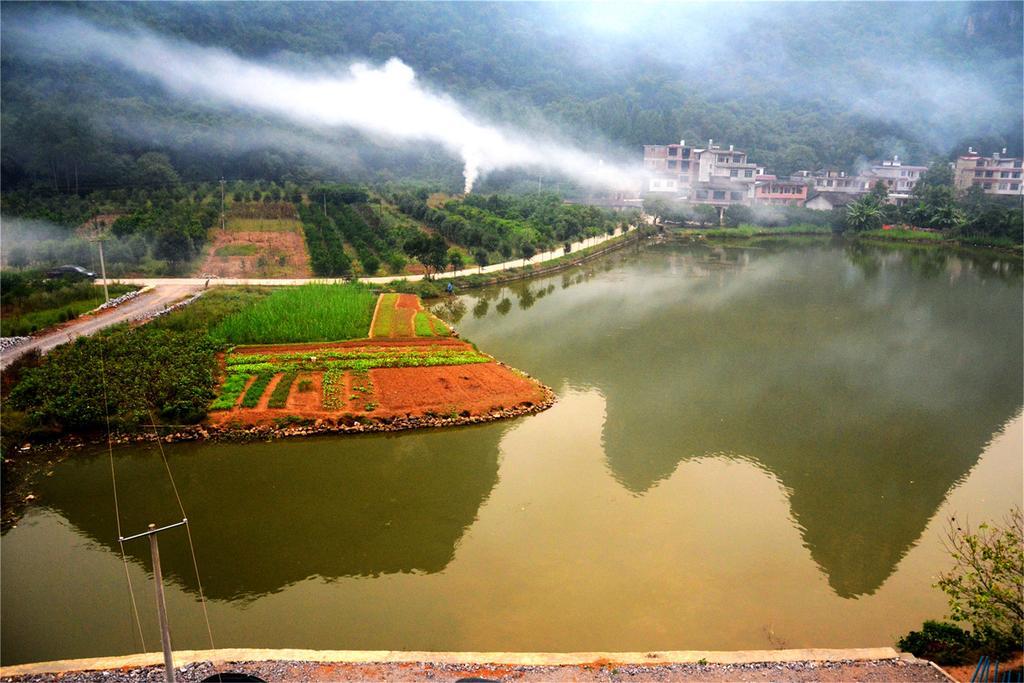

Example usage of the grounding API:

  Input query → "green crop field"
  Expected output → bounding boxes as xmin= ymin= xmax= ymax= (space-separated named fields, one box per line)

xmin=211 ymin=283 xmax=376 ymax=344
xmin=371 ymin=293 xmax=399 ymax=337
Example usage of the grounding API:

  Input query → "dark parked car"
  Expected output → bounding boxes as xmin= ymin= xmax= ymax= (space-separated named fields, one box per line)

xmin=46 ymin=265 xmax=97 ymax=280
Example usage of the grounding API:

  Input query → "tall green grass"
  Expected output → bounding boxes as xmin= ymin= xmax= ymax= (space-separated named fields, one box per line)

xmin=211 ymin=284 xmax=375 ymax=344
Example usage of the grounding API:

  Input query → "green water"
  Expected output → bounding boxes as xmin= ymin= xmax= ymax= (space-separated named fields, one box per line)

xmin=3 ymin=240 xmax=1022 ymax=664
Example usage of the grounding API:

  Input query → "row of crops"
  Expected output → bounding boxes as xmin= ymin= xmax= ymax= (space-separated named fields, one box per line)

xmin=212 ymin=345 xmax=490 ymax=411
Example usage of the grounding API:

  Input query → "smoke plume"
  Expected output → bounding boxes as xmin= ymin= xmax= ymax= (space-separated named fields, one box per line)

xmin=8 ymin=15 xmax=642 ymax=193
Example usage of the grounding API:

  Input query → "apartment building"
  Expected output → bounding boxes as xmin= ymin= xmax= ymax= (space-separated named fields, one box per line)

xmin=754 ymin=174 xmax=808 ymax=206
xmin=643 ymin=139 xmax=760 ymax=206
xmin=866 ymin=156 xmax=928 ymax=203
xmin=953 ymin=147 xmax=1023 ymax=197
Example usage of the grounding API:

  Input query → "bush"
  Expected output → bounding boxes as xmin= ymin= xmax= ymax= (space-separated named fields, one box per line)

xmin=938 ymin=508 xmax=1023 ymax=646
xmin=898 ymin=621 xmax=980 ymax=665
xmin=898 ymin=508 xmax=1023 ymax=663
xmin=9 ymin=328 xmax=219 ymax=430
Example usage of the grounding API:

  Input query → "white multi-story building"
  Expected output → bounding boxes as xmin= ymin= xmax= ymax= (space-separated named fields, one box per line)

xmin=643 ymin=139 xmax=760 ymax=206
xmin=953 ymin=147 xmax=1023 ymax=197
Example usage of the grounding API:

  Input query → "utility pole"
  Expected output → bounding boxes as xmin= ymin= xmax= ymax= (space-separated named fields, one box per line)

xmin=219 ymin=178 xmax=226 ymax=232
xmin=120 ymin=519 xmax=188 ymax=683
xmin=81 ymin=214 xmax=110 ymax=303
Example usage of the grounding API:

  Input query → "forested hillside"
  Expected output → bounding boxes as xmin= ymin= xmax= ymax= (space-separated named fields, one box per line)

xmin=1 ymin=1 xmax=1021 ymax=192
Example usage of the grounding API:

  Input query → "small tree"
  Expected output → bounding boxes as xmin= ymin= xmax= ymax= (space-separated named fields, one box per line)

xmin=473 ymin=248 xmax=489 ymax=273
xmin=938 ymin=508 xmax=1023 ymax=646
xmin=520 ymin=242 xmax=536 ymax=267
xmin=448 ymin=249 xmax=465 ymax=273
xmin=845 ymin=197 xmax=884 ymax=232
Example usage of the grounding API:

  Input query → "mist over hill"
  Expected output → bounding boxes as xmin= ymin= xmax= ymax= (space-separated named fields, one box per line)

xmin=1 ymin=1 xmax=1021 ymax=192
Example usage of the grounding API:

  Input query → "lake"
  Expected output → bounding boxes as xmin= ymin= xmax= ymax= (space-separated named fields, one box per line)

xmin=2 ymin=238 xmax=1021 ymax=665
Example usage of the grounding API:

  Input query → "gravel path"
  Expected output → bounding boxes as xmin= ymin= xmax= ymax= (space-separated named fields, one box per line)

xmin=1 ymin=657 xmax=951 ymax=682
xmin=0 ymin=284 xmax=200 ymax=369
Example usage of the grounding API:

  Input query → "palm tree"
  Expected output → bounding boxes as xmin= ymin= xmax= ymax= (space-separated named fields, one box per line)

xmin=845 ymin=198 xmax=883 ymax=232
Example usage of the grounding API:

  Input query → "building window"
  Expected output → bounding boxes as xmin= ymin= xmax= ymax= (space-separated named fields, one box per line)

xmin=977 ymin=160 xmax=985 ymax=166
xmin=682 ymin=149 xmax=690 ymax=159
xmin=1011 ymin=184 xmax=1020 ymax=190
xmin=729 ymin=169 xmax=738 ymax=177
xmin=985 ymin=171 xmax=994 ymax=178
xmin=718 ymin=155 xmax=728 ymax=163
xmin=730 ymin=192 xmax=742 ymax=201
xmin=696 ymin=190 xmax=708 ymax=200
xmin=999 ymin=183 xmax=1009 ymax=190
xmin=1015 ymin=160 xmax=1022 ymax=168
xmin=668 ymin=160 xmax=677 ymax=169
xmin=1001 ymin=172 xmax=1010 ymax=178
xmin=744 ymin=170 xmax=753 ymax=178
xmin=713 ymin=190 xmax=726 ymax=200
xmin=669 ymin=148 xmax=678 ymax=156
xmin=975 ymin=171 xmax=983 ymax=177
xmin=983 ymin=183 xmax=992 ymax=189
xmin=900 ymin=170 xmax=907 ymax=176
xmin=1013 ymin=173 xmax=1021 ymax=178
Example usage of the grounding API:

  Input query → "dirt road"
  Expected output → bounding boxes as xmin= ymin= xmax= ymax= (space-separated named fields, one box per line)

xmin=0 ymin=283 xmax=201 ymax=369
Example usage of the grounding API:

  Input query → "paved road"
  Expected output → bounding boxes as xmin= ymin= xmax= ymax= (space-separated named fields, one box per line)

xmin=1 ymin=227 xmax=635 ymax=368
xmin=0 ymin=283 xmax=201 ymax=369
xmin=106 ymin=227 xmax=635 ymax=287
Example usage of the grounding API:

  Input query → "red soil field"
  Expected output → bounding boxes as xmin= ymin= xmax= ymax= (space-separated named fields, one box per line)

xmin=208 ymin=339 xmax=547 ymax=428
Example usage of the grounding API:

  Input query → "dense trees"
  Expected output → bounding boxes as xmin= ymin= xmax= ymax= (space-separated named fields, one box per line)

xmin=2 ymin=3 xmax=1020 ymax=192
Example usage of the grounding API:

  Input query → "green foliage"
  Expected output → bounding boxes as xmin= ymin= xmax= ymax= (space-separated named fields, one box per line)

xmin=0 ymin=272 xmax=134 ymax=336
xmin=321 ymin=367 xmax=346 ymax=410
xmin=372 ymin=293 xmax=400 ymax=337
xmin=937 ymin=509 xmax=1023 ymax=646
xmin=297 ymin=204 xmax=352 ymax=277
xmin=897 ymin=621 xmax=982 ymax=665
xmin=413 ymin=311 xmax=434 ymax=337
xmin=267 ymin=371 xmax=298 ymax=408
xmin=845 ymin=197 xmax=884 ymax=232
xmin=239 ymin=371 xmax=275 ymax=408
xmin=9 ymin=328 xmax=219 ymax=429
xmin=211 ymin=283 xmax=376 ymax=344
xmin=149 ymin=286 xmax=269 ymax=332
xmin=210 ymin=373 xmax=250 ymax=410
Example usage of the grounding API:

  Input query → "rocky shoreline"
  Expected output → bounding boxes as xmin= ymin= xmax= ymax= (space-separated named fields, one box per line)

xmin=12 ymin=382 xmax=556 ymax=454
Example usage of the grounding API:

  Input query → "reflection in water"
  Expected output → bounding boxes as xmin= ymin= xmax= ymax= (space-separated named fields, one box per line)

xmin=32 ymin=427 xmax=504 ymax=601
xmin=2 ymin=241 xmax=1021 ymax=664
xmin=459 ymin=242 xmax=1023 ymax=598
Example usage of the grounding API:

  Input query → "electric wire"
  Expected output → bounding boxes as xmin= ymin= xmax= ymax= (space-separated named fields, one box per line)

xmin=100 ymin=349 xmax=148 ymax=653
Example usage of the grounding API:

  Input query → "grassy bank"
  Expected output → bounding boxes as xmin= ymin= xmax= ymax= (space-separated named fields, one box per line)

xmin=1 ymin=271 xmax=136 ymax=336
xmin=675 ymin=224 xmax=833 ymax=238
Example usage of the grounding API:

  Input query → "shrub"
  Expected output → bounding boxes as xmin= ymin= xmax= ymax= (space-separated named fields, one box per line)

xmin=9 ymin=328 xmax=219 ymax=429
xmin=898 ymin=508 xmax=1023 ymax=663
xmin=938 ymin=508 xmax=1023 ymax=646
xmin=897 ymin=621 xmax=980 ymax=665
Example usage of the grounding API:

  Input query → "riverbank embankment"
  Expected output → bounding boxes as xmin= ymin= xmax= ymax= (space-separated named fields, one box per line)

xmin=0 ymin=647 xmax=954 ymax=682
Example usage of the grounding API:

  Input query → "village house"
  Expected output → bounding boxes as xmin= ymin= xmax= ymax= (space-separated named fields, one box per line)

xmin=865 ymin=156 xmax=928 ymax=204
xmin=754 ymin=174 xmax=808 ymax=206
xmin=643 ymin=139 xmax=760 ymax=207
xmin=953 ymin=147 xmax=1023 ymax=197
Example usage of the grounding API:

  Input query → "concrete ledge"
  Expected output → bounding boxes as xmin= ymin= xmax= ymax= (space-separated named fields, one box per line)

xmin=1 ymin=647 xmax=902 ymax=677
